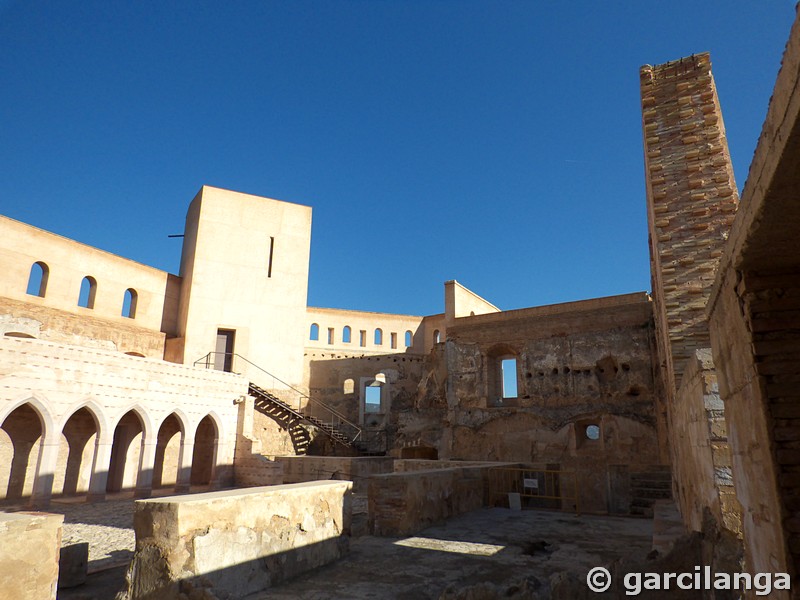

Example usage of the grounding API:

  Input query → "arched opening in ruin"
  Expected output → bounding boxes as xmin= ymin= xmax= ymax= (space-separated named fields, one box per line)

xmin=153 ymin=414 xmax=184 ymax=490
xmin=0 ymin=403 xmax=44 ymax=501
xmin=342 ymin=325 xmax=351 ymax=343
xmin=54 ymin=407 xmax=98 ymax=497
xmin=191 ymin=415 xmax=217 ymax=487
xmin=107 ymin=410 xmax=144 ymax=493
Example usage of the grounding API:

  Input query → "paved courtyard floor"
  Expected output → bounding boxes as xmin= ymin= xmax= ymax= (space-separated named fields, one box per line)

xmin=45 ymin=497 xmax=653 ymax=599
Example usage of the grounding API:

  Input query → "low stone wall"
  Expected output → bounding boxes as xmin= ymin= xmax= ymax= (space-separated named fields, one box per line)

xmin=369 ymin=465 xmax=495 ymax=536
xmin=120 ymin=481 xmax=352 ymax=599
xmin=277 ymin=455 xmax=394 ymax=493
xmin=393 ymin=459 xmax=503 ymax=472
xmin=0 ymin=511 xmax=63 ymax=600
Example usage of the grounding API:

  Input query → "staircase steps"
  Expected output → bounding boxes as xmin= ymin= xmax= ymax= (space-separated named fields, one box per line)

xmin=630 ymin=466 xmax=673 ymax=518
xmin=248 ymin=382 xmax=357 ymax=452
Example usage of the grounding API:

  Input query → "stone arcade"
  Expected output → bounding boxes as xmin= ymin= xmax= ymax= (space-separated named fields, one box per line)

xmin=2 ymin=7 xmax=800 ymax=600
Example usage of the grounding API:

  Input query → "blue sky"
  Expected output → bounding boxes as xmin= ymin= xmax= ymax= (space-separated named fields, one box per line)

xmin=0 ymin=1 xmax=795 ymax=315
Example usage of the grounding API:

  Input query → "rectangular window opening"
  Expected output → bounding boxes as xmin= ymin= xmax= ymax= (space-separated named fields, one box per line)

xmin=365 ymin=385 xmax=381 ymax=413
xmin=267 ymin=236 xmax=275 ymax=278
xmin=390 ymin=332 xmax=397 ymax=349
xmin=501 ymin=358 xmax=518 ymax=398
xmin=359 ymin=330 xmax=366 ymax=347
xmin=327 ymin=327 xmax=334 ymax=345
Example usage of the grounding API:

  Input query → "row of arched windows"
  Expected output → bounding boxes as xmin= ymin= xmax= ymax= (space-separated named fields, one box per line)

xmin=26 ymin=261 xmax=138 ymax=319
xmin=310 ymin=323 xmax=413 ymax=349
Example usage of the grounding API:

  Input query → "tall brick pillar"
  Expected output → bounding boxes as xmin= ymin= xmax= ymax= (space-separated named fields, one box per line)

xmin=640 ymin=53 xmax=739 ymax=401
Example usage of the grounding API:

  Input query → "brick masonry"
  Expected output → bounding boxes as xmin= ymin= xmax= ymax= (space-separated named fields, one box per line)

xmin=641 ymin=53 xmax=739 ymax=396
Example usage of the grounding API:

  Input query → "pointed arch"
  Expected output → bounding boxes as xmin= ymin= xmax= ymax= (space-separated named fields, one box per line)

xmin=191 ymin=413 xmax=220 ymax=487
xmin=0 ymin=396 xmax=54 ymax=439
xmin=106 ymin=408 xmax=148 ymax=493
xmin=0 ymin=401 xmax=46 ymax=500
xmin=153 ymin=412 xmax=185 ymax=489
xmin=54 ymin=406 xmax=100 ymax=497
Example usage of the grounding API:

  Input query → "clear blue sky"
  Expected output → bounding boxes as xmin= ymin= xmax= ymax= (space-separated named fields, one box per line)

xmin=0 ymin=1 xmax=795 ymax=315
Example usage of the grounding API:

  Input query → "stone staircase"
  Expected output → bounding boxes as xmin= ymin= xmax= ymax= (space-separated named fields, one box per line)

xmin=630 ymin=465 xmax=673 ymax=518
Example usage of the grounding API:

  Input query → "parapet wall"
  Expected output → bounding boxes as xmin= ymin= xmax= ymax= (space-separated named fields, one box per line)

xmin=121 ymin=481 xmax=352 ymax=599
xmin=0 ymin=511 xmax=63 ymax=600
xmin=368 ymin=465 xmax=503 ymax=536
xmin=277 ymin=455 xmax=394 ymax=493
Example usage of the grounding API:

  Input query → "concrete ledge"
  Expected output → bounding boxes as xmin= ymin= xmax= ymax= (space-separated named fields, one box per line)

xmin=120 ymin=481 xmax=352 ymax=599
xmin=0 ymin=511 xmax=64 ymax=600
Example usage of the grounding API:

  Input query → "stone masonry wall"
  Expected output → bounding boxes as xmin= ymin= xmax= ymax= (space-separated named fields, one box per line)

xmin=671 ymin=349 xmax=742 ymax=535
xmin=640 ymin=52 xmax=738 ymax=397
xmin=121 ymin=481 xmax=352 ymax=599
xmin=0 ymin=511 xmax=63 ymax=600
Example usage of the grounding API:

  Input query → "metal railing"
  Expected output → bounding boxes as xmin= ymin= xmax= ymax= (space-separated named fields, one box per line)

xmin=487 ymin=467 xmax=579 ymax=514
xmin=193 ymin=352 xmax=364 ymax=444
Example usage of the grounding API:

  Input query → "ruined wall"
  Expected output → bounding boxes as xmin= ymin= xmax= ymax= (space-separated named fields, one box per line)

xmin=368 ymin=466 xmax=488 ymax=536
xmin=671 ymin=349 xmax=742 ymax=535
xmin=640 ymin=52 xmax=745 ymax=558
xmin=397 ymin=293 xmax=664 ymax=514
xmin=121 ymin=482 xmax=352 ymax=599
xmin=305 ymin=350 xmax=427 ymax=447
xmin=640 ymin=52 xmax=738 ymax=398
xmin=278 ymin=455 xmax=394 ymax=492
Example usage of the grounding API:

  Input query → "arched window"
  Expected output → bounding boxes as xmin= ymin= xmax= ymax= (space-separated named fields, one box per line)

xmin=309 ymin=323 xmax=320 ymax=341
xmin=26 ymin=261 xmax=49 ymax=297
xmin=78 ymin=276 xmax=97 ymax=309
xmin=405 ymin=330 xmax=413 ymax=347
xmin=122 ymin=288 xmax=138 ymax=319
xmin=374 ymin=328 xmax=383 ymax=345
xmin=343 ymin=378 xmax=355 ymax=394
xmin=342 ymin=326 xmax=351 ymax=344
xmin=433 ymin=329 xmax=441 ymax=344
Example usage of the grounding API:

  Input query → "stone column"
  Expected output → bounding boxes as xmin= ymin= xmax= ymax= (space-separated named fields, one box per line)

xmin=31 ymin=433 xmax=60 ymax=509
xmin=175 ymin=435 xmax=194 ymax=493
xmin=87 ymin=435 xmax=113 ymax=502
xmin=135 ymin=436 xmax=158 ymax=499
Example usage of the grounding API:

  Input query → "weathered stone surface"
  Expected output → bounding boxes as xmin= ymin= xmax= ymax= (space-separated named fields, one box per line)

xmin=0 ymin=511 xmax=63 ymax=600
xmin=369 ymin=465 xmax=507 ymax=536
xmin=119 ymin=481 xmax=352 ymax=599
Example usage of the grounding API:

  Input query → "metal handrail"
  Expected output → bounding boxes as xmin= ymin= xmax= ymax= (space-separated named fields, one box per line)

xmin=193 ymin=351 xmax=363 ymax=442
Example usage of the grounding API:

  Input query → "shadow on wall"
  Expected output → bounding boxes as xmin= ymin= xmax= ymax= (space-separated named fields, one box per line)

xmin=120 ymin=536 xmax=349 ymax=600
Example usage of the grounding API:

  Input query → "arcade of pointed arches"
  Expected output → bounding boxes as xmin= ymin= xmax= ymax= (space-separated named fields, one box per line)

xmin=0 ymin=398 xmax=223 ymax=505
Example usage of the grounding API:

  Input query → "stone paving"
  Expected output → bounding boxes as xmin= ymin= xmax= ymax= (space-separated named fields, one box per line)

xmin=50 ymin=496 xmax=136 ymax=572
xmin=24 ymin=496 xmax=653 ymax=599
xmin=261 ymin=508 xmax=653 ymax=599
